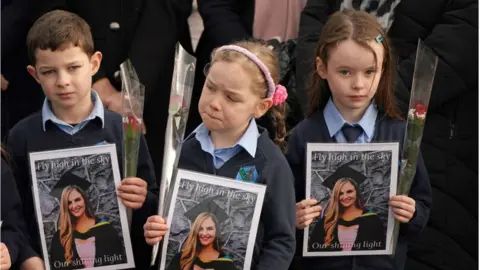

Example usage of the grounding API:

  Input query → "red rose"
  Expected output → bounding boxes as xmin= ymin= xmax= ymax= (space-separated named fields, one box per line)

xmin=124 ymin=115 xmax=139 ymax=133
xmin=415 ymin=103 xmax=427 ymax=115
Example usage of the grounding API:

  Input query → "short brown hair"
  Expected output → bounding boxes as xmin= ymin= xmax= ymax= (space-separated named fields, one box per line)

xmin=210 ymin=41 xmax=288 ymax=152
xmin=307 ymin=10 xmax=401 ymax=120
xmin=27 ymin=10 xmax=94 ymax=65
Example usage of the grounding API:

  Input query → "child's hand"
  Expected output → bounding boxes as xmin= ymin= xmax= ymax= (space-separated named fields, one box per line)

xmin=1 ymin=242 xmax=11 ymax=270
xmin=20 ymin=256 xmax=45 ymax=270
xmin=1 ymin=74 xmax=9 ymax=91
xmin=389 ymin=195 xmax=416 ymax=223
xmin=117 ymin=177 xmax=147 ymax=209
xmin=144 ymin=215 xmax=169 ymax=246
xmin=296 ymin=199 xmax=322 ymax=229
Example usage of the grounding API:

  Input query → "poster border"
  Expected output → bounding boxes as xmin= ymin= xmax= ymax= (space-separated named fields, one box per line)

xmin=303 ymin=142 xmax=399 ymax=257
xmin=28 ymin=144 xmax=135 ymax=270
xmin=160 ymin=169 xmax=267 ymax=270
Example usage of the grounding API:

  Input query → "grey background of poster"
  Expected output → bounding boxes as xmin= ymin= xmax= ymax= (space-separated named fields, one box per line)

xmin=308 ymin=150 xmax=393 ymax=237
xmin=166 ymin=178 xmax=258 ymax=270
xmin=34 ymin=153 xmax=125 ymax=253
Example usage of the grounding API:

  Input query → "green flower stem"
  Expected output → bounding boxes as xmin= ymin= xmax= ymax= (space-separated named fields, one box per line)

xmin=124 ymin=136 xmax=140 ymax=177
xmin=392 ymin=115 xmax=426 ymax=255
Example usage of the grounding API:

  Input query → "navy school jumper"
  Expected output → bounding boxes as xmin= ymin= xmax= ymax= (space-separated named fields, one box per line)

xmin=2 ymin=157 xmax=38 ymax=269
xmin=179 ymin=126 xmax=297 ymax=270
xmin=4 ymin=110 xmax=158 ymax=270
xmin=286 ymin=110 xmax=432 ymax=270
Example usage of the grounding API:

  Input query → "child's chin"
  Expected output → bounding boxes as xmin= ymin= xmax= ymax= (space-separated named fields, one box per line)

xmin=203 ymin=120 xmax=223 ymax=131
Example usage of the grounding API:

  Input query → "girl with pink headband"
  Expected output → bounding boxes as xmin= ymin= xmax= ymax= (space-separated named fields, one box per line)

xmin=144 ymin=41 xmax=296 ymax=270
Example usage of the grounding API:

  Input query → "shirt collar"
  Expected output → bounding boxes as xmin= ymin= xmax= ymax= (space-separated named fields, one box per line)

xmin=323 ymin=98 xmax=378 ymax=140
xmin=193 ymin=118 xmax=259 ymax=158
xmin=42 ymin=90 xmax=105 ymax=131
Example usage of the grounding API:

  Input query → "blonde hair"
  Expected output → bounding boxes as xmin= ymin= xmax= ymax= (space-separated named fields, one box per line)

xmin=58 ymin=185 xmax=95 ymax=264
xmin=180 ymin=212 xmax=221 ymax=270
xmin=210 ymin=41 xmax=288 ymax=152
xmin=323 ymin=178 xmax=364 ymax=246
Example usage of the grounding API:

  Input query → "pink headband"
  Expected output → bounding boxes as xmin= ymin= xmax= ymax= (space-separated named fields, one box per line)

xmin=216 ymin=45 xmax=288 ymax=106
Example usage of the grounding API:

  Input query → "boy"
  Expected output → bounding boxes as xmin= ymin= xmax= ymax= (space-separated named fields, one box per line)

xmin=5 ymin=10 xmax=157 ymax=269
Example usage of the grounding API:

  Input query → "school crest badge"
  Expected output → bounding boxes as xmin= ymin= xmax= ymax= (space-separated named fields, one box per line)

xmin=236 ymin=165 xmax=259 ymax=183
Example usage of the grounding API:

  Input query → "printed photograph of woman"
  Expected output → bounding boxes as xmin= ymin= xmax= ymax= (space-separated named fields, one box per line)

xmin=308 ymin=163 xmax=386 ymax=252
xmin=167 ymin=197 xmax=236 ymax=270
xmin=48 ymin=169 xmax=127 ymax=269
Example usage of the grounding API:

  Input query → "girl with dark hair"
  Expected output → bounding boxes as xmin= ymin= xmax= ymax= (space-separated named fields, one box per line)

xmin=287 ymin=10 xmax=431 ymax=269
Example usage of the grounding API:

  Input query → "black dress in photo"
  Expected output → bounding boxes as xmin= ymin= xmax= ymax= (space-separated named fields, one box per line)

xmin=49 ymin=218 xmax=126 ymax=269
xmin=308 ymin=209 xmax=385 ymax=252
xmin=167 ymin=251 xmax=237 ymax=270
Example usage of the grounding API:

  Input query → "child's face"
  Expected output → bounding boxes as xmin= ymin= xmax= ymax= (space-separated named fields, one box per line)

xmin=199 ymin=61 xmax=272 ymax=134
xmin=27 ymin=43 xmax=101 ymax=110
xmin=316 ymin=39 xmax=384 ymax=113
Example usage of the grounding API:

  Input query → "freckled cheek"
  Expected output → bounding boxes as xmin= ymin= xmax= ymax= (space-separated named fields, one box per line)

xmin=41 ymin=79 xmax=57 ymax=90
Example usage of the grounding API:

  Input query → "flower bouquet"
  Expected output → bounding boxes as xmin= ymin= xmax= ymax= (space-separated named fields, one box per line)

xmin=120 ymin=59 xmax=145 ymax=226
xmin=151 ymin=43 xmax=196 ymax=265
xmin=391 ymin=39 xmax=438 ymax=254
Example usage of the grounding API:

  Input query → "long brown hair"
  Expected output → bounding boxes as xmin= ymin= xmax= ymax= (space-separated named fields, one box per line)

xmin=306 ymin=10 xmax=401 ymax=119
xmin=59 ymin=186 xmax=95 ymax=264
xmin=323 ymin=178 xmax=364 ymax=246
xmin=210 ymin=41 xmax=288 ymax=152
xmin=180 ymin=212 xmax=222 ymax=270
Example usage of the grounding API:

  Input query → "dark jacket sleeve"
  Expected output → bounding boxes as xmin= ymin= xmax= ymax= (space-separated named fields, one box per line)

xmin=400 ymin=152 xmax=432 ymax=237
xmin=4 ymin=124 xmax=42 ymax=265
xmin=285 ymin=126 xmax=307 ymax=202
xmin=255 ymin=153 xmax=296 ymax=270
xmin=394 ymin=0 xmax=478 ymax=112
xmin=1 ymin=0 xmax=47 ymax=56
xmin=1 ymin=0 xmax=30 ymax=57
xmin=197 ymin=0 xmax=250 ymax=48
xmin=1 ymin=158 xmax=27 ymax=265
xmin=295 ymin=0 xmax=333 ymax=111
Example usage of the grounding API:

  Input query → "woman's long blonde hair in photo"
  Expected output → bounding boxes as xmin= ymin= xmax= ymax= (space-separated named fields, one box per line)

xmin=59 ymin=185 xmax=95 ymax=264
xmin=323 ymin=178 xmax=365 ymax=246
xmin=180 ymin=212 xmax=222 ymax=270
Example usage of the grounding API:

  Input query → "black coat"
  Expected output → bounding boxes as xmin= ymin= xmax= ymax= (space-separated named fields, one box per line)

xmin=33 ymin=0 xmax=193 ymax=184
xmin=296 ymin=0 xmax=478 ymax=269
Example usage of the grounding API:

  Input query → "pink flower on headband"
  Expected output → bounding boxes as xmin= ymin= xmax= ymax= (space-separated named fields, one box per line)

xmin=272 ymin=85 xmax=288 ymax=106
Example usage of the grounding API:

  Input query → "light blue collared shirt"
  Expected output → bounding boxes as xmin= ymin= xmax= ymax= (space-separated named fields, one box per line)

xmin=323 ymin=98 xmax=378 ymax=143
xmin=193 ymin=118 xmax=259 ymax=169
xmin=42 ymin=90 xmax=105 ymax=135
